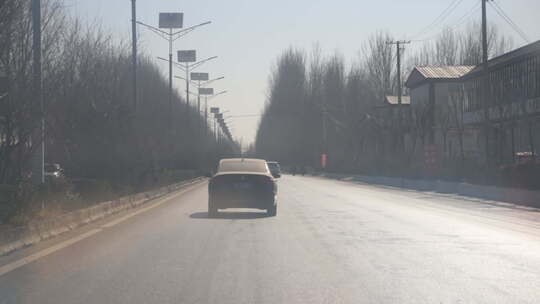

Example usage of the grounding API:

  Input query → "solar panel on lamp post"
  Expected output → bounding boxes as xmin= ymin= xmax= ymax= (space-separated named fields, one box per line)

xmin=199 ymin=76 xmax=224 ymax=134
xmin=191 ymin=72 xmax=209 ymax=129
xmin=205 ymin=90 xmax=226 ymax=135
xmin=197 ymin=76 xmax=223 ymax=134
xmin=177 ymin=53 xmax=217 ymax=109
xmin=136 ymin=14 xmax=210 ymax=129
xmin=161 ymin=54 xmax=217 ymax=127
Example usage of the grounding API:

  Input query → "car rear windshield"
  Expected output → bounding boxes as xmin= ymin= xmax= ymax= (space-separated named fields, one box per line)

xmin=267 ymin=163 xmax=279 ymax=170
xmin=218 ymin=161 xmax=268 ymax=173
xmin=44 ymin=164 xmax=58 ymax=172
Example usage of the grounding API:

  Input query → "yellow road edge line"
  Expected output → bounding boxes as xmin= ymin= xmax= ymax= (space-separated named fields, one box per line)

xmin=101 ymin=183 xmax=201 ymax=228
xmin=0 ymin=180 xmax=206 ymax=277
xmin=0 ymin=228 xmax=102 ymax=277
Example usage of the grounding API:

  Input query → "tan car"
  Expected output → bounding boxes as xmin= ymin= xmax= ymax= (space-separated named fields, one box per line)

xmin=208 ymin=158 xmax=278 ymax=217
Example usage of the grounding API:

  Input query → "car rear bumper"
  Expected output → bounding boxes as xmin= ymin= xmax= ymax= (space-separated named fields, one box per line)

xmin=209 ymin=194 xmax=275 ymax=210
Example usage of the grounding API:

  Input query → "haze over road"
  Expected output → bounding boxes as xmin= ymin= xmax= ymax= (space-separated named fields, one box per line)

xmin=1 ymin=176 xmax=540 ymax=303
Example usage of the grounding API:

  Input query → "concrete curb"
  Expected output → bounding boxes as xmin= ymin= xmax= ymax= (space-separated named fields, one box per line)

xmin=315 ymin=173 xmax=540 ymax=208
xmin=0 ymin=177 xmax=205 ymax=256
xmin=436 ymin=180 xmax=458 ymax=193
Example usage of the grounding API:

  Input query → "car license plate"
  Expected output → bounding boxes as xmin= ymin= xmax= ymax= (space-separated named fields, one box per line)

xmin=234 ymin=182 xmax=252 ymax=189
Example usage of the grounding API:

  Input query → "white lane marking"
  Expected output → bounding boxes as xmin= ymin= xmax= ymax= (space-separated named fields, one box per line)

xmin=0 ymin=181 xmax=205 ymax=277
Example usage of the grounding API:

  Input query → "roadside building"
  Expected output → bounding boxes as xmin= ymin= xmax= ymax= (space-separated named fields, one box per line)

xmin=383 ymin=95 xmax=411 ymax=107
xmin=460 ymin=40 xmax=540 ymax=164
xmin=375 ymin=95 xmax=411 ymax=127
xmin=372 ymin=95 xmax=410 ymax=158
xmin=405 ymin=65 xmax=475 ymax=165
xmin=405 ymin=40 xmax=540 ymax=169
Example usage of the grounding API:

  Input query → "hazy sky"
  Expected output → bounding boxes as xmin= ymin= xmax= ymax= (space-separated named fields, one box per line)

xmin=67 ymin=0 xmax=540 ymax=145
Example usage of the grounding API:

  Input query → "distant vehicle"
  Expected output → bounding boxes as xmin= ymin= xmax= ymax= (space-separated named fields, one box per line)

xmin=515 ymin=151 xmax=537 ymax=163
xmin=44 ymin=163 xmax=63 ymax=179
xmin=266 ymin=161 xmax=281 ymax=178
xmin=208 ymin=158 xmax=277 ymax=217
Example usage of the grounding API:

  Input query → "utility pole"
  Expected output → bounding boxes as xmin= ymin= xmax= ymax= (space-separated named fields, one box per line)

xmin=32 ymin=0 xmax=44 ymax=185
xmin=131 ymin=0 xmax=137 ymax=112
xmin=482 ymin=0 xmax=489 ymax=66
xmin=386 ymin=40 xmax=410 ymax=104
xmin=387 ymin=40 xmax=410 ymax=149
xmin=197 ymin=79 xmax=201 ymax=137
xmin=322 ymin=106 xmax=327 ymax=170
xmin=185 ymin=62 xmax=190 ymax=111
xmin=396 ymin=41 xmax=410 ymax=105
xmin=168 ymin=28 xmax=173 ymax=128
xmin=481 ymin=0 xmax=491 ymax=163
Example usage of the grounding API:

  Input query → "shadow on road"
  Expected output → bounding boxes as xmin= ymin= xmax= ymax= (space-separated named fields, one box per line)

xmin=190 ymin=211 xmax=268 ymax=220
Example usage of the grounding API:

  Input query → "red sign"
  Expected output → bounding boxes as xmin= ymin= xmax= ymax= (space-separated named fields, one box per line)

xmin=321 ymin=153 xmax=327 ymax=168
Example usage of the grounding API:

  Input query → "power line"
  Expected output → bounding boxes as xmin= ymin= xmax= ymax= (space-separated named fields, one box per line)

xmin=452 ymin=1 xmax=482 ymax=28
xmin=411 ymin=0 xmax=479 ymax=42
xmin=489 ymin=1 xmax=530 ymax=43
xmin=411 ymin=0 xmax=461 ymax=39
xmin=490 ymin=1 xmax=529 ymax=42
xmin=410 ymin=0 xmax=465 ymax=40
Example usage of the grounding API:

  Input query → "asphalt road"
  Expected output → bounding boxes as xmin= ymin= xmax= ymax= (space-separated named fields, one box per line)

xmin=1 ymin=175 xmax=540 ymax=303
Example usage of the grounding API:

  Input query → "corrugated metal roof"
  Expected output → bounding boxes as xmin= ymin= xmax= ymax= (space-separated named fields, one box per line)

xmin=385 ymin=96 xmax=411 ymax=105
xmin=415 ymin=66 xmax=475 ymax=79
xmin=465 ymin=40 xmax=540 ymax=77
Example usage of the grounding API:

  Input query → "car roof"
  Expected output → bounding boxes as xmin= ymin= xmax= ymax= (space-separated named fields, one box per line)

xmin=266 ymin=161 xmax=279 ymax=164
xmin=216 ymin=158 xmax=271 ymax=176
xmin=219 ymin=158 xmax=266 ymax=164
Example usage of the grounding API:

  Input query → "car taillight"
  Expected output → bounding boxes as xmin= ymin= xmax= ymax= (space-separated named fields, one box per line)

xmin=259 ymin=175 xmax=275 ymax=190
xmin=260 ymin=175 xmax=273 ymax=183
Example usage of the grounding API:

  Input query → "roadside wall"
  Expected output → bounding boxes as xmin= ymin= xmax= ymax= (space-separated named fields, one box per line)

xmin=315 ymin=173 xmax=540 ymax=209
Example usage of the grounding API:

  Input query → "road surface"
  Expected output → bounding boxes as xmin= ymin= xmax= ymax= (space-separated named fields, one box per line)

xmin=1 ymin=175 xmax=540 ymax=303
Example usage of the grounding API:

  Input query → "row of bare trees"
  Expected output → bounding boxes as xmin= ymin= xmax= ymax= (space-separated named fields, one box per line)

xmin=255 ymin=23 xmax=512 ymax=176
xmin=0 ymin=0 xmax=234 ymax=191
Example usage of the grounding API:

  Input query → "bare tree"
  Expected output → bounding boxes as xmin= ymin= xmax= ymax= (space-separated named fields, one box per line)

xmin=255 ymin=22 xmax=514 ymax=177
xmin=0 ymin=0 xmax=234 ymax=219
xmin=362 ymin=31 xmax=396 ymax=101
xmin=435 ymin=28 xmax=459 ymax=66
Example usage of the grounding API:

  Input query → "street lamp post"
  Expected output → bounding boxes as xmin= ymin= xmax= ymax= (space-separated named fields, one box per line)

xmin=198 ymin=78 xmax=224 ymax=139
xmin=162 ymin=54 xmax=217 ymax=122
xmin=137 ymin=15 xmax=210 ymax=128
xmin=204 ymin=90 xmax=226 ymax=138
xmin=32 ymin=0 xmax=44 ymax=186
xmin=177 ymin=53 xmax=217 ymax=108
xmin=131 ymin=0 xmax=137 ymax=112
xmin=191 ymin=73 xmax=224 ymax=137
xmin=176 ymin=50 xmax=196 ymax=110
xmin=191 ymin=72 xmax=209 ymax=137
xmin=198 ymin=87 xmax=214 ymax=137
